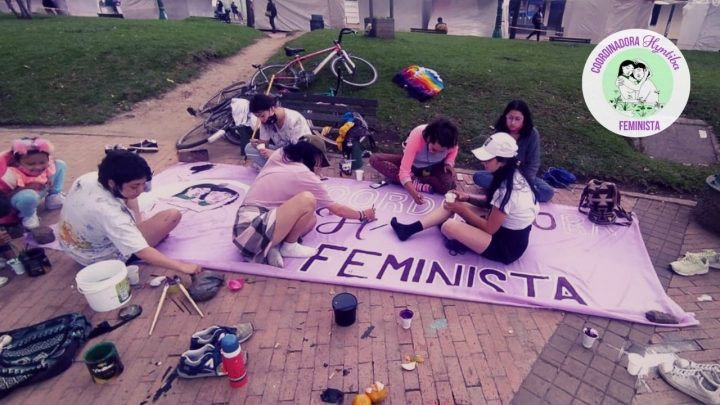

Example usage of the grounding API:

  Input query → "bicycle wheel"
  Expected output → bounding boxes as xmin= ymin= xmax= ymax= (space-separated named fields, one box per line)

xmin=199 ymin=81 xmax=247 ymax=114
xmin=224 ymin=126 xmax=252 ymax=146
xmin=331 ymin=55 xmax=378 ymax=88
xmin=205 ymin=108 xmax=234 ymax=132
xmin=177 ymin=123 xmax=212 ymax=150
xmin=250 ymin=64 xmax=298 ymax=90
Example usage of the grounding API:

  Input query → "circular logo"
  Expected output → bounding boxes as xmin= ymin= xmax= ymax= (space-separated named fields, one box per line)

xmin=582 ymin=29 xmax=691 ymax=138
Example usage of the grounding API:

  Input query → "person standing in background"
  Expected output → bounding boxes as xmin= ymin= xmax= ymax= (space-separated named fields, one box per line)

xmin=266 ymin=0 xmax=278 ymax=33
xmin=526 ymin=7 xmax=543 ymax=41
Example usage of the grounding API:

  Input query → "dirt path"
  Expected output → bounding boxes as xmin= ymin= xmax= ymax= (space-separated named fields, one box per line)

xmin=0 ymin=33 xmax=295 ymax=141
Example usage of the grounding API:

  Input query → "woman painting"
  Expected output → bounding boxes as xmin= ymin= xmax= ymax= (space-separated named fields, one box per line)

xmin=391 ymin=132 xmax=539 ymax=265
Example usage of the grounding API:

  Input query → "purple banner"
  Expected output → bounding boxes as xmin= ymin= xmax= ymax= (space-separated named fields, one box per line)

xmin=135 ymin=163 xmax=696 ymax=327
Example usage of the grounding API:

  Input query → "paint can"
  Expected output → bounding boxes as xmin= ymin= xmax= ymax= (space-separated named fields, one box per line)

xmin=21 ymin=248 xmax=51 ymax=277
xmin=83 ymin=342 xmax=124 ymax=384
xmin=332 ymin=292 xmax=358 ymax=327
xmin=76 ymin=260 xmax=131 ymax=312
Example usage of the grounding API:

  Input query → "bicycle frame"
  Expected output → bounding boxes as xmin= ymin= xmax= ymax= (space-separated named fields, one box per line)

xmin=267 ymin=29 xmax=357 ymax=82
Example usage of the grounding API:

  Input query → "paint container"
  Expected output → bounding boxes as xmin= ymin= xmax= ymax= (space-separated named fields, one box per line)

xmin=126 ymin=265 xmax=140 ymax=286
xmin=627 ymin=353 xmax=643 ymax=376
xmin=445 ymin=192 xmax=456 ymax=203
xmin=355 ymin=169 xmax=364 ymax=181
xmin=76 ymin=260 xmax=131 ymax=312
xmin=399 ymin=309 xmax=414 ymax=329
xmin=7 ymin=258 xmax=26 ymax=275
xmin=83 ymin=342 xmax=124 ymax=384
xmin=582 ymin=327 xmax=598 ymax=349
xmin=257 ymin=143 xmax=266 ymax=150
xmin=21 ymin=248 xmax=51 ymax=277
xmin=332 ymin=292 xmax=358 ymax=327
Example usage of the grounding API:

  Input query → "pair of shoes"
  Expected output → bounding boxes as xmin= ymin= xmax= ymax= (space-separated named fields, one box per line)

xmin=105 ymin=144 xmax=137 ymax=155
xmin=680 ymin=250 xmax=720 ymax=270
xmin=659 ymin=361 xmax=720 ymax=405
xmin=128 ymin=139 xmax=159 ymax=153
xmin=176 ymin=343 xmax=249 ymax=379
xmin=22 ymin=215 xmax=40 ymax=229
xmin=190 ymin=324 xmax=254 ymax=350
xmin=44 ymin=193 xmax=65 ymax=210
xmin=670 ymin=255 xmax=709 ymax=276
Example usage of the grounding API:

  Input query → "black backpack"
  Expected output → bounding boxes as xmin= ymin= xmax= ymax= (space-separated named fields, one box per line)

xmin=532 ymin=12 xmax=542 ymax=25
xmin=578 ymin=179 xmax=633 ymax=226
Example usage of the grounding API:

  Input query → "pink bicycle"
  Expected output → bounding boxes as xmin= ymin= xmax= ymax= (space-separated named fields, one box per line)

xmin=250 ymin=28 xmax=378 ymax=89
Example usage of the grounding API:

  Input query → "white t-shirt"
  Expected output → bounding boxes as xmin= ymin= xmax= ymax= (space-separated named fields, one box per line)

xmin=58 ymin=172 xmax=149 ymax=266
xmin=490 ymin=171 xmax=540 ymax=230
xmin=258 ymin=108 xmax=310 ymax=148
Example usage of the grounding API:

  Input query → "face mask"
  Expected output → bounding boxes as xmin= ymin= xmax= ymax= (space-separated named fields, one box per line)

xmin=266 ymin=114 xmax=278 ymax=125
xmin=18 ymin=166 xmax=44 ymax=177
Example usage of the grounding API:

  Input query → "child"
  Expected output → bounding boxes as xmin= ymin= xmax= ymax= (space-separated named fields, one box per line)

xmin=0 ymin=138 xmax=66 ymax=229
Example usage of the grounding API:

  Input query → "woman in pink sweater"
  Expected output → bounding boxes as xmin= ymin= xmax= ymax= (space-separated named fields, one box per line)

xmin=369 ymin=118 xmax=458 ymax=205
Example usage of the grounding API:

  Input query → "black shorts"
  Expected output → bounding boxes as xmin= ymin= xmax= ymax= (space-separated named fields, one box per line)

xmin=481 ymin=225 xmax=532 ymax=265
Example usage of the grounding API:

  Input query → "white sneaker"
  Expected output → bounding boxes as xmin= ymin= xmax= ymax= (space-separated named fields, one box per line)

xmin=44 ymin=193 xmax=65 ymax=210
xmin=22 ymin=215 xmax=40 ymax=229
xmin=670 ymin=255 xmax=709 ymax=276
xmin=676 ymin=358 xmax=720 ymax=386
xmin=683 ymin=250 xmax=720 ymax=270
xmin=659 ymin=362 xmax=720 ymax=405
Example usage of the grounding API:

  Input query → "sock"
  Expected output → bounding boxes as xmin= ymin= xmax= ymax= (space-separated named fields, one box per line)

xmin=267 ymin=246 xmax=284 ymax=268
xmin=391 ymin=217 xmax=423 ymax=241
xmin=279 ymin=241 xmax=318 ymax=258
xmin=411 ymin=178 xmax=433 ymax=194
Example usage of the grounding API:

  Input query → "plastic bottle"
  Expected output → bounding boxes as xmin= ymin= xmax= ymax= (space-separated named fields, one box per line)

xmin=220 ymin=334 xmax=247 ymax=388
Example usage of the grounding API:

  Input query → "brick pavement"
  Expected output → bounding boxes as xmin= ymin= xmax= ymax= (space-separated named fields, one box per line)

xmin=1 ymin=43 xmax=719 ymax=405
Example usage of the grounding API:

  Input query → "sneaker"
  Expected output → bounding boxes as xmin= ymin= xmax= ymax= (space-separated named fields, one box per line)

xmin=22 ymin=215 xmax=40 ymax=229
xmin=128 ymin=139 xmax=159 ymax=153
xmin=44 ymin=193 xmax=65 ymax=210
xmin=676 ymin=358 xmax=720 ymax=385
xmin=189 ymin=323 xmax=254 ymax=350
xmin=683 ymin=250 xmax=720 ymax=270
xmin=104 ymin=144 xmax=137 ymax=155
xmin=670 ymin=255 xmax=709 ymax=276
xmin=659 ymin=361 xmax=720 ymax=405
xmin=176 ymin=343 xmax=249 ymax=379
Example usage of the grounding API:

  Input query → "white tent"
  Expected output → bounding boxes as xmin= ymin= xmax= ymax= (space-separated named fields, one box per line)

xmin=677 ymin=0 xmax=720 ymax=50
xmin=252 ymin=0 xmax=346 ymax=31
xmin=561 ymin=0 xmax=654 ymax=43
xmin=357 ymin=0 xmax=510 ymax=37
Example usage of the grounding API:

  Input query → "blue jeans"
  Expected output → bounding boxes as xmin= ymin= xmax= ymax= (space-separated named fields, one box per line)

xmin=472 ymin=169 xmax=555 ymax=203
xmin=10 ymin=159 xmax=67 ymax=218
xmin=244 ymin=144 xmax=278 ymax=167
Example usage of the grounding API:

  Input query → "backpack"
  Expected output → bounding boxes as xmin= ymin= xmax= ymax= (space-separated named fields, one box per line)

xmin=543 ymin=167 xmax=576 ymax=188
xmin=578 ymin=179 xmax=633 ymax=226
xmin=342 ymin=112 xmax=376 ymax=155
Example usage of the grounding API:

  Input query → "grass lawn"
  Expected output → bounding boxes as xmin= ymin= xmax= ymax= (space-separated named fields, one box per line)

xmin=0 ymin=14 xmax=262 ymax=126
xmin=268 ymin=30 xmax=720 ymax=194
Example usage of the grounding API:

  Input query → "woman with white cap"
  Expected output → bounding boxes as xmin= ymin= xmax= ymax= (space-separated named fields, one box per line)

xmin=390 ymin=132 xmax=539 ymax=265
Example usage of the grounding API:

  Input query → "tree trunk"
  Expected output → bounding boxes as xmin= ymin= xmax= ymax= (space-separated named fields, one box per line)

xmin=4 ymin=0 xmax=21 ymax=18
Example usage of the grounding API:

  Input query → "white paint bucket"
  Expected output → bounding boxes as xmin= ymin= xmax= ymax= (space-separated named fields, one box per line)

xmin=75 ymin=260 xmax=132 ymax=312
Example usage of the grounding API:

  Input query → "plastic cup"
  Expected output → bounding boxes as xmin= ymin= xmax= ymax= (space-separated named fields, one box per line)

xmin=399 ymin=309 xmax=414 ymax=329
xmin=445 ymin=192 xmax=457 ymax=203
xmin=126 ymin=265 xmax=140 ymax=285
xmin=8 ymin=258 xmax=25 ymax=275
xmin=627 ymin=353 xmax=643 ymax=376
xmin=256 ymin=143 xmax=266 ymax=150
xmin=355 ymin=170 xmax=364 ymax=181
xmin=582 ymin=327 xmax=598 ymax=349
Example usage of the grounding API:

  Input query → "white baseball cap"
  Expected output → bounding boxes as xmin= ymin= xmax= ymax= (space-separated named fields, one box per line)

xmin=471 ymin=132 xmax=518 ymax=161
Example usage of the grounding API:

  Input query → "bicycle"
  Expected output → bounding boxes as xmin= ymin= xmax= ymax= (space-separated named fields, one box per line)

xmin=250 ymin=28 xmax=378 ymax=89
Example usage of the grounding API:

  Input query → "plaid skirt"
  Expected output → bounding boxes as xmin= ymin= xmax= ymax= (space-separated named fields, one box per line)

xmin=233 ymin=205 xmax=277 ymax=263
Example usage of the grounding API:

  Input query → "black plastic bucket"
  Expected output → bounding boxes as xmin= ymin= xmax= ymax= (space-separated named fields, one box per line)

xmin=310 ymin=14 xmax=324 ymax=31
xmin=21 ymin=248 xmax=51 ymax=277
xmin=332 ymin=292 xmax=357 ymax=327
xmin=83 ymin=342 xmax=124 ymax=384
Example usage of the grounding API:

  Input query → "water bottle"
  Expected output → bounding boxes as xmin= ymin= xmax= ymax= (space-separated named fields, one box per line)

xmin=220 ymin=334 xmax=247 ymax=388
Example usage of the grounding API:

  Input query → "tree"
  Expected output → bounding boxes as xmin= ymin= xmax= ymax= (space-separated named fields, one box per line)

xmin=4 ymin=0 xmax=34 ymax=19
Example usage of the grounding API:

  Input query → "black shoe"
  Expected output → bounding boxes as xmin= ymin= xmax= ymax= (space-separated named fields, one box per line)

xmin=105 ymin=144 xmax=137 ymax=155
xmin=128 ymin=139 xmax=159 ymax=153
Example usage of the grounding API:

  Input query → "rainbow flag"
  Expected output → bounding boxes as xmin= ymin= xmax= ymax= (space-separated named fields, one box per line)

xmin=392 ymin=65 xmax=444 ymax=101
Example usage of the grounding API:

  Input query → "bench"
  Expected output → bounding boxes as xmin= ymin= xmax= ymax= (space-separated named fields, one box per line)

xmin=277 ymin=92 xmax=378 ymax=151
xmin=549 ymin=36 xmax=590 ymax=44
xmin=410 ymin=28 xmax=447 ymax=34
xmin=98 ymin=13 xmax=124 ymax=18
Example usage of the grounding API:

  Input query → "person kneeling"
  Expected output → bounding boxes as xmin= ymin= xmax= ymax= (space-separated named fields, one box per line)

xmin=59 ymin=152 xmax=201 ymax=275
xmin=390 ymin=133 xmax=539 ymax=265
xmin=233 ymin=135 xmax=376 ymax=268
